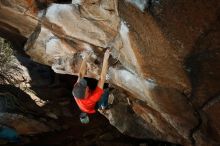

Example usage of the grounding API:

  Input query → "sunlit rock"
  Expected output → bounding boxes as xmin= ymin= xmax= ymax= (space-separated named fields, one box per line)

xmin=0 ymin=0 xmax=220 ymax=146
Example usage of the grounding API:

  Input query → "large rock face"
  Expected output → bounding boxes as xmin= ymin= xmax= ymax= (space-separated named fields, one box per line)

xmin=0 ymin=0 xmax=220 ymax=145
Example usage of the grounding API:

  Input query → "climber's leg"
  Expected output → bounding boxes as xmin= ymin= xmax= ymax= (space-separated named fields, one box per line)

xmin=97 ymin=88 xmax=110 ymax=109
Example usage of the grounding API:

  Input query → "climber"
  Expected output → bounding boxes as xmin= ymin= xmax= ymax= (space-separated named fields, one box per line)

xmin=72 ymin=49 xmax=111 ymax=124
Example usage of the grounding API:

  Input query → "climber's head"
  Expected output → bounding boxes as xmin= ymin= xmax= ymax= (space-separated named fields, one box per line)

xmin=72 ymin=78 xmax=89 ymax=99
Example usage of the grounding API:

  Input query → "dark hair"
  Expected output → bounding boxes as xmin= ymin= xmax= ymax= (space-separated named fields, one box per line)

xmin=72 ymin=78 xmax=87 ymax=99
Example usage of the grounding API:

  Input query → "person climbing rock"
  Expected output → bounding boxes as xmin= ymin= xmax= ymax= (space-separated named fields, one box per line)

xmin=72 ymin=49 xmax=111 ymax=124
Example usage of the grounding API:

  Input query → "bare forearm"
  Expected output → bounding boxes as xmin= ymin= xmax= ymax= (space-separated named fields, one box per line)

xmin=77 ymin=53 xmax=91 ymax=80
xmin=98 ymin=50 xmax=110 ymax=89
xmin=100 ymin=58 xmax=108 ymax=80
xmin=98 ymin=60 xmax=108 ymax=88
xmin=78 ymin=59 xmax=87 ymax=79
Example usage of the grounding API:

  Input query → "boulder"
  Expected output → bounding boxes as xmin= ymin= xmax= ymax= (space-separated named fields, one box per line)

xmin=0 ymin=0 xmax=220 ymax=145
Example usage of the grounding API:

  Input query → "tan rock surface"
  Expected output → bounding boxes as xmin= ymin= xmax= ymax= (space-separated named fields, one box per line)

xmin=0 ymin=0 xmax=220 ymax=145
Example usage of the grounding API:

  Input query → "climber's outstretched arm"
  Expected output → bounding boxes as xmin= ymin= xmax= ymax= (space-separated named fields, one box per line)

xmin=97 ymin=49 xmax=110 ymax=89
xmin=77 ymin=52 xmax=91 ymax=82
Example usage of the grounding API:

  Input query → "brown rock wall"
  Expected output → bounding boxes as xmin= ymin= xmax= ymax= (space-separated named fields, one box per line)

xmin=0 ymin=0 xmax=220 ymax=146
xmin=118 ymin=0 xmax=190 ymax=92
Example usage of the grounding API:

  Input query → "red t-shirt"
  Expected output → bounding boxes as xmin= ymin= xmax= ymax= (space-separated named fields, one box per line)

xmin=74 ymin=86 xmax=104 ymax=114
